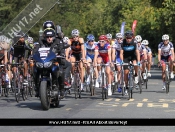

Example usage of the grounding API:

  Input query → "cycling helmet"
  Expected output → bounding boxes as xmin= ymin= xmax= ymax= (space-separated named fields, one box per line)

xmin=135 ymin=35 xmax=142 ymax=42
xmin=71 ymin=29 xmax=80 ymax=37
xmin=141 ymin=40 xmax=149 ymax=46
xmin=162 ymin=34 xmax=169 ymax=40
xmin=63 ymin=36 xmax=69 ymax=43
xmin=99 ymin=35 xmax=107 ymax=41
xmin=116 ymin=33 xmax=123 ymax=38
xmin=27 ymin=37 xmax=33 ymax=44
xmin=106 ymin=33 xmax=112 ymax=39
xmin=43 ymin=28 xmax=55 ymax=37
xmin=125 ymin=30 xmax=133 ymax=38
xmin=34 ymin=42 xmax=39 ymax=45
xmin=43 ymin=21 xmax=55 ymax=30
xmin=87 ymin=34 xmax=95 ymax=41
xmin=14 ymin=31 xmax=25 ymax=38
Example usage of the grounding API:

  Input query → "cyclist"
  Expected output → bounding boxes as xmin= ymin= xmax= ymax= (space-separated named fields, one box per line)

xmin=157 ymin=34 xmax=174 ymax=90
xmin=12 ymin=32 xmax=29 ymax=83
xmin=112 ymin=33 xmax=123 ymax=93
xmin=120 ymin=31 xmax=140 ymax=95
xmin=135 ymin=35 xmax=147 ymax=80
xmin=94 ymin=35 xmax=113 ymax=96
xmin=141 ymin=40 xmax=152 ymax=77
xmin=54 ymin=25 xmax=72 ymax=91
xmin=68 ymin=29 xmax=86 ymax=91
xmin=0 ymin=35 xmax=12 ymax=87
xmin=84 ymin=34 xmax=99 ymax=87
xmin=106 ymin=33 xmax=115 ymax=46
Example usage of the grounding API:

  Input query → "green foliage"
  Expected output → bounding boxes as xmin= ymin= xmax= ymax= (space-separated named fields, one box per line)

xmin=1 ymin=0 xmax=175 ymax=53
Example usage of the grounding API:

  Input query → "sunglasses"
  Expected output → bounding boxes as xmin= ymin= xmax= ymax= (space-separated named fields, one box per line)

xmin=117 ymin=38 xmax=122 ymax=40
xmin=99 ymin=40 xmax=105 ymax=43
xmin=73 ymin=36 xmax=79 ymax=38
xmin=88 ymin=40 xmax=94 ymax=42
xmin=163 ymin=40 xmax=168 ymax=42
xmin=46 ymin=36 xmax=53 ymax=38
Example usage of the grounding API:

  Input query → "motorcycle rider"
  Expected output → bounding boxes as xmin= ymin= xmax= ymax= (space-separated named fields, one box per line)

xmin=34 ymin=22 xmax=71 ymax=98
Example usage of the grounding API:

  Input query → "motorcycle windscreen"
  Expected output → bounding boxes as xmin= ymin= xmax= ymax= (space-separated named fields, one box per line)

xmin=33 ymin=52 xmax=44 ymax=63
xmin=44 ymin=51 xmax=56 ymax=62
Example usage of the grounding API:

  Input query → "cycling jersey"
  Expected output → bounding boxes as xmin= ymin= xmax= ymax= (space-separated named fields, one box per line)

xmin=69 ymin=38 xmax=84 ymax=53
xmin=107 ymin=39 xmax=115 ymax=46
xmin=85 ymin=42 xmax=98 ymax=60
xmin=137 ymin=44 xmax=146 ymax=56
xmin=13 ymin=42 xmax=26 ymax=58
xmin=158 ymin=42 xmax=173 ymax=57
xmin=121 ymin=39 xmax=138 ymax=58
xmin=112 ymin=41 xmax=122 ymax=64
xmin=95 ymin=43 xmax=111 ymax=64
xmin=69 ymin=37 xmax=84 ymax=61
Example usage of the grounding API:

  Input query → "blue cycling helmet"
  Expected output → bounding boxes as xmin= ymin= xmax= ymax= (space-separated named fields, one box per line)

xmin=87 ymin=34 xmax=95 ymax=41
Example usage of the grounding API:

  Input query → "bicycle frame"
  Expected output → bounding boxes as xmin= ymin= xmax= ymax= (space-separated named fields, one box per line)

xmin=122 ymin=62 xmax=135 ymax=100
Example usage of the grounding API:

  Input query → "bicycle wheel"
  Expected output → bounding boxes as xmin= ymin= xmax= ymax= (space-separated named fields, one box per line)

xmin=4 ymin=83 xmax=9 ymax=97
xmin=73 ymin=74 xmax=78 ymax=99
xmin=0 ymin=83 xmax=3 ymax=97
xmin=138 ymin=69 xmax=142 ymax=94
xmin=13 ymin=72 xmax=20 ymax=103
xmin=165 ymin=71 xmax=169 ymax=94
xmin=145 ymin=68 xmax=148 ymax=89
xmin=105 ymin=75 xmax=108 ymax=99
xmin=128 ymin=74 xmax=133 ymax=100
xmin=102 ymin=72 xmax=105 ymax=100
xmin=90 ymin=74 xmax=94 ymax=96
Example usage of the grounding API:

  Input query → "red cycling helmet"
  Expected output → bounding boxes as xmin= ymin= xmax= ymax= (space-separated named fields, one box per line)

xmin=99 ymin=35 xmax=107 ymax=41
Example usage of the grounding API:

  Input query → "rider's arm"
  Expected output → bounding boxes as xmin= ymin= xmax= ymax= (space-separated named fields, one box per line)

xmin=65 ymin=48 xmax=70 ymax=61
xmin=120 ymin=49 xmax=123 ymax=62
xmin=94 ymin=46 xmax=99 ymax=66
xmin=112 ymin=45 xmax=116 ymax=62
xmin=170 ymin=43 xmax=174 ymax=61
xmin=79 ymin=38 xmax=85 ymax=60
xmin=143 ymin=49 xmax=147 ymax=60
xmin=108 ymin=46 xmax=112 ymax=63
xmin=136 ymin=49 xmax=140 ymax=62
xmin=158 ymin=49 xmax=161 ymax=62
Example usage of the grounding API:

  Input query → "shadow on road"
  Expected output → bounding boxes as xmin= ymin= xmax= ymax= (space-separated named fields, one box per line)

xmin=15 ymin=101 xmax=65 ymax=111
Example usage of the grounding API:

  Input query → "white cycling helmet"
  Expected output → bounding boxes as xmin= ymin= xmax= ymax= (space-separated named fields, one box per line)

xmin=63 ymin=36 xmax=69 ymax=43
xmin=141 ymin=40 xmax=149 ymax=46
xmin=116 ymin=33 xmax=123 ymax=38
xmin=27 ymin=37 xmax=33 ymax=44
xmin=162 ymin=34 xmax=169 ymax=40
xmin=135 ymin=35 xmax=142 ymax=42
xmin=71 ymin=29 xmax=80 ymax=37
xmin=106 ymin=33 xmax=112 ymax=39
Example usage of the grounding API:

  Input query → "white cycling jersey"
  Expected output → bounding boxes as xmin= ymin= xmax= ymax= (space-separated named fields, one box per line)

xmin=137 ymin=44 xmax=146 ymax=56
xmin=158 ymin=42 xmax=174 ymax=56
xmin=112 ymin=41 xmax=122 ymax=58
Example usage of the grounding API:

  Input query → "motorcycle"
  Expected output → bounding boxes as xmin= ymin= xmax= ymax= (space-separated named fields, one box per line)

xmin=33 ymin=47 xmax=60 ymax=110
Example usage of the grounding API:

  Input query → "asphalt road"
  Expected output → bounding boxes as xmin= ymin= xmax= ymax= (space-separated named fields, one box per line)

xmin=0 ymin=67 xmax=175 ymax=131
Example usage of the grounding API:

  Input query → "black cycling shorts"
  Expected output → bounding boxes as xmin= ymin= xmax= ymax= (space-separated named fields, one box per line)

xmin=123 ymin=54 xmax=137 ymax=70
xmin=71 ymin=52 xmax=82 ymax=61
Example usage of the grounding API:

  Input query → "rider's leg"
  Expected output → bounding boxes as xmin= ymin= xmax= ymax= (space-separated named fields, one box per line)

xmin=106 ymin=64 xmax=112 ymax=96
xmin=85 ymin=57 xmax=92 ymax=84
xmin=169 ymin=55 xmax=174 ymax=79
xmin=133 ymin=60 xmax=138 ymax=84
xmin=161 ymin=60 xmax=166 ymax=89
xmin=96 ymin=57 xmax=102 ymax=82
xmin=147 ymin=54 xmax=152 ymax=77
